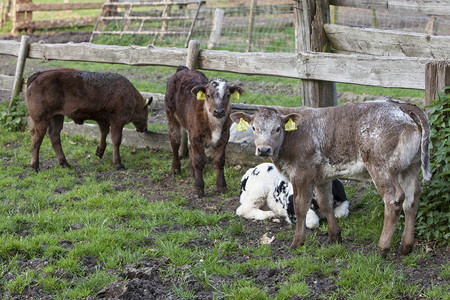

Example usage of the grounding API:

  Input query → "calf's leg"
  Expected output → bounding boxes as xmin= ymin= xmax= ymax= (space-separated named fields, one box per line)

xmin=30 ymin=120 xmax=49 ymax=171
xmin=212 ymin=143 xmax=227 ymax=193
xmin=110 ymin=124 xmax=125 ymax=170
xmin=399 ymin=169 xmax=421 ymax=255
xmin=314 ymin=182 xmax=342 ymax=243
xmin=47 ymin=115 xmax=70 ymax=168
xmin=290 ymin=179 xmax=314 ymax=249
xmin=167 ymin=115 xmax=182 ymax=175
xmin=96 ymin=121 xmax=110 ymax=159
xmin=370 ymin=170 xmax=405 ymax=258
xmin=191 ymin=144 xmax=207 ymax=197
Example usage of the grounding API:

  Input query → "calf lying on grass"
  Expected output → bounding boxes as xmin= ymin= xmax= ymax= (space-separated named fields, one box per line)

xmin=231 ymin=98 xmax=431 ymax=257
xmin=26 ymin=68 xmax=151 ymax=171
xmin=165 ymin=66 xmax=244 ymax=197
xmin=238 ymin=163 xmax=349 ymax=228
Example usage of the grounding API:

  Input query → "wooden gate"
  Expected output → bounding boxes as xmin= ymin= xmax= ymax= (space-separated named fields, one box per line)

xmin=90 ymin=0 xmax=205 ymax=47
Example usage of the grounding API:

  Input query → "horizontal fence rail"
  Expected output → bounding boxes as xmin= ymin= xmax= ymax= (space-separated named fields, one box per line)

xmin=0 ymin=40 xmax=434 ymax=90
xmin=325 ymin=24 xmax=450 ymax=60
xmin=16 ymin=2 xmax=103 ymax=12
xmin=329 ymin=0 xmax=450 ymax=16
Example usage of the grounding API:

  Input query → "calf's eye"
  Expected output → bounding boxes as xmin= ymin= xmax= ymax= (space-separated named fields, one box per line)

xmin=276 ymin=127 xmax=281 ymax=132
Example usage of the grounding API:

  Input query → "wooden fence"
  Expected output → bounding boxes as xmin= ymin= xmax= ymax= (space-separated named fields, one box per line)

xmin=12 ymin=0 xmax=103 ymax=33
xmin=0 ymin=0 xmax=449 ymax=155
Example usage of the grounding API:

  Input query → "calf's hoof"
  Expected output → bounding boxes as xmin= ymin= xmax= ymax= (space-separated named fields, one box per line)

xmin=399 ymin=243 xmax=413 ymax=256
xmin=59 ymin=160 xmax=71 ymax=169
xmin=116 ymin=164 xmax=126 ymax=170
xmin=96 ymin=147 xmax=105 ymax=158
xmin=30 ymin=164 xmax=39 ymax=173
xmin=195 ymin=188 xmax=205 ymax=198
xmin=328 ymin=232 xmax=342 ymax=244
xmin=289 ymin=238 xmax=304 ymax=250
xmin=217 ymin=186 xmax=227 ymax=194
xmin=378 ymin=247 xmax=390 ymax=258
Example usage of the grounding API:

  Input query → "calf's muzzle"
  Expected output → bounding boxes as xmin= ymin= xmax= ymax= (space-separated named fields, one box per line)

xmin=257 ymin=146 xmax=272 ymax=157
xmin=213 ymin=109 xmax=226 ymax=118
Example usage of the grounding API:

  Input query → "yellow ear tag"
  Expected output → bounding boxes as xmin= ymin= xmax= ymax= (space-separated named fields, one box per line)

xmin=236 ymin=118 xmax=250 ymax=131
xmin=285 ymin=118 xmax=297 ymax=132
xmin=196 ymin=91 xmax=205 ymax=100
xmin=231 ymin=90 xmax=240 ymax=101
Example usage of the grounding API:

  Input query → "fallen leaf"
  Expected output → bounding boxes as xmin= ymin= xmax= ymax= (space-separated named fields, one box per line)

xmin=260 ymin=232 xmax=275 ymax=245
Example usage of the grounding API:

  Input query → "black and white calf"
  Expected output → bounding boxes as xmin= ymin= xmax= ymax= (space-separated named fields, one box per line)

xmin=238 ymin=163 xmax=349 ymax=228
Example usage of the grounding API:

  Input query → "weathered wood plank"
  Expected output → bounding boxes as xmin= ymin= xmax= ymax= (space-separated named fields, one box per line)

xmin=16 ymin=17 xmax=97 ymax=30
xmin=60 ymin=122 xmax=260 ymax=166
xmin=198 ymin=49 xmax=300 ymax=78
xmin=0 ymin=40 xmax=432 ymax=90
xmin=93 ymin=30 xmax=188 ymax=35
xmin=0 ymin=75 xmax=14 ymax=91
xmin=199 ymin=49 xmax=429 ymax=89
xmin=329 ymin=0 xmax=450 ymax=16
xmin=304 ymin=52 xmax=430 ymax=89
xmin=99 ymin=16 xmax=191 ymax=21
xmin=103 ymin=1 xmax=205 ymax=7
xmin=325 ymin=24 xmax=450 ymax=60
xmin=16 ymin=2 xmax=102 ymax=12
xmin=0 ymin=40 xmax=21 ymax=56
xmin=27 ymin=43 xmax=188 ymax=67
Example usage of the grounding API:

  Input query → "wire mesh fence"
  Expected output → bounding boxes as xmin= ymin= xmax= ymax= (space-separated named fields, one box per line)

xmin=96 ymin=0 xmax=450 ymax=53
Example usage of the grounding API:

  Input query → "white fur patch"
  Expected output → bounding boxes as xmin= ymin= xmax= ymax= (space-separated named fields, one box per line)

xmin=238 ymin=163 xmax=349 ymax=229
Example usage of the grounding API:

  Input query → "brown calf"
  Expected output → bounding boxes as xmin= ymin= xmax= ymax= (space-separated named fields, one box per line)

xmin=231 ymin=98 xmax=431 ymax=257
xmin=165 ymin=66 xmax=244 ymax=197
xmin=26 ymin=68 xmax=151 ymax=171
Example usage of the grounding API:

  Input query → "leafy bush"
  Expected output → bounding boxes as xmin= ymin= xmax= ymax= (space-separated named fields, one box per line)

xmin=416 ymin=87 xmax=450 ymax=245
xmin=0 ymin=99 xmax=29 ymax=131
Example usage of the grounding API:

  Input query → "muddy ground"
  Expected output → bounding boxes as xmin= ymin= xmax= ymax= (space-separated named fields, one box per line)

xmin=0 ymin=32 xmax=448 ymax=299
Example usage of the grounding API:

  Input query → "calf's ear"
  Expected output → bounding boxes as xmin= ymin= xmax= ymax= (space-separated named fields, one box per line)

xmin=145 ymin=97 xmax=153 ymax=107
xmin=283 ymin=113 xmax=303 ymax=127
xmin=191 ymin=86 xmax=206 ymax=96
xmin=230 ymin=112 xmax=252 ymax=124
xmin=230 ymin=86 xmax=245 ymax=95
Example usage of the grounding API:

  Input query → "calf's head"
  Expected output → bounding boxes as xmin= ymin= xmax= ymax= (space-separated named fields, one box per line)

xmin=191 ymin=78 xmax=244 ymax=119
xmin=230 ymin=108 xmax=302 ymax=158
xmin=132 ymin=96 xmax=152 ymax=133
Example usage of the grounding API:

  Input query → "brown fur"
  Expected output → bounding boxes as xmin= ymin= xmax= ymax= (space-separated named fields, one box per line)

xmin=165 ymin=66 xmax=244 ymax=197
xmin=26 ymin=68 xmax=151 ymax=171
xmin=231 ymin=99 xmax=431 ymax=257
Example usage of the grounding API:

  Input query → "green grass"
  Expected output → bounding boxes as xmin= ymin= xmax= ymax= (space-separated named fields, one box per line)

xmin=0 ymin=126 xmax=447 ymax=299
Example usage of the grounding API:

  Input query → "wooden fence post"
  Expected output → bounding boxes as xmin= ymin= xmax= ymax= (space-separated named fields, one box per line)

xmin=425 ymin=61 xmax=450 ymax=106
xmin=207 ymin=8 xmax=224 ymax=49
xmin=246 ymin=0 xmax=257 ymax=52
xmin=179 ymin=40 xmax=200 ymax=157
xmin=12 ymin=0 xmax=32 ymax=33
xmin=293 ymin=0 xmax=335 ymax=108
xmin=186 ymin=39 xmax=200 ymax=70
xmin=8 ymin=34 xmax=29 ymax=113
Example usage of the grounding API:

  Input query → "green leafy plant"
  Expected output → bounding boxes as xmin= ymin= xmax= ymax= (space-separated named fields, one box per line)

xmin=416 ymin=86 xmax=450 ymax=244
xmin=0 ymin=99 xmax=29 ymax=131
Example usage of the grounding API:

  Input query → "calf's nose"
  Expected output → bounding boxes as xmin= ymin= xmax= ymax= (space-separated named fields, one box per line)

xmin=257 ymin=146 xmax=272 ymax=157
xmin=213 ymin=109 xmax=225 ymax=118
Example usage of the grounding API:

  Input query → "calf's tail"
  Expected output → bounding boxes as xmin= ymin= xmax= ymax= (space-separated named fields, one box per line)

xmin=403 ymin=104 xmax=432 ymax=182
